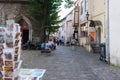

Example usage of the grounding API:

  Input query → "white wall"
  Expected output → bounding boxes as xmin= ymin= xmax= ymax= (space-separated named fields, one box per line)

xmin=109 ymin=0 xmax=120 ymax=66
xmin=64 ymin=13 xmax=73 ymax=43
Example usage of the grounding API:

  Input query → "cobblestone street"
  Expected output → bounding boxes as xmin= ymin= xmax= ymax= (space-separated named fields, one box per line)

xmin=21 ymin=46 xmax=120 ymax=80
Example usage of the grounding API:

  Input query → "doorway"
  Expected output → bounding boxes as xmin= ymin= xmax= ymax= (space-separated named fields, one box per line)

xmin=23 ymin=30 xmax=29 ymax=44
xmin=96 ymin=28 xmax=101 ymax=44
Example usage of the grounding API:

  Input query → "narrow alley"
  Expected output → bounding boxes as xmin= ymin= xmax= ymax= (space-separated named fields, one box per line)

xmin=21 ymin=46 xmax=120 ymax=80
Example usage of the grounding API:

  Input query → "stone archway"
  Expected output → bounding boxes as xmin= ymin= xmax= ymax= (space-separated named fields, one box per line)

xmin=22 ymin=16 xmax=32 ymax=41
xmin=0 ymin=2 xmax=33 ymax=44
xmin=17 ymin=15 xmax=32 ymax=44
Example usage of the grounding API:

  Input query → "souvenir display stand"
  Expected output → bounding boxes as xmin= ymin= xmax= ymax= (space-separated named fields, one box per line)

xmin=0 ymin=20 xmax=22 ymax=80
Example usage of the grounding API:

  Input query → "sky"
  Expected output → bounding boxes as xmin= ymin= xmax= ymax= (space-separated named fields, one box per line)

xmin=58 ymin=1 xmax=74 ymax=19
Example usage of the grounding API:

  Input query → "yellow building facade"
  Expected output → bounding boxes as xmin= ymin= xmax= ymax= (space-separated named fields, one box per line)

xmin=90 ymin=0 xmax=106 ymax=43
xmin=75 ymin=0 xmax=106 ymax=52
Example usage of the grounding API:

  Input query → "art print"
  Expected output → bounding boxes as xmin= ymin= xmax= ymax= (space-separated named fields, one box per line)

xmin=0 ymin=49 xmax=3 ymax=57
xmin=15 ymin=47 xmax=19 ymax=54
xmin=0 ymin=71 xmax=3 ymax=80
xmin=0 ymin=35 xmax=4 ymax=43
xmin=5 ymin=61 xmax=13 ymax=67
xmin=4 ymin=78 xmax=12 ymax=80
xmin=4 ymin=71 xmax=13 ymax=77
xmin=6 ymin=38 xmax=13 ymax=48
xmin=0 ymin=44 xmax=4 ymax=49
xmin=14 ymin=54 xmax=18 ymax=61
xmin=5 ymin=52 xmax=12 ymax=60
xmin=0 ymin=58 xmax=3 ymax=68
xmin=15 ymin=32 xmax=20 ymax=39
xmin=15 ymin=40 xmax=19 ymax=46
xmin=14 ymin=61 xmax=19 ymax=69
xmin=3 ymin=66 xmax=13 ymax=72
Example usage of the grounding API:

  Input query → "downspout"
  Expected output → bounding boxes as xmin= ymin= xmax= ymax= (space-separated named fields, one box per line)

xmin=105 ymin=0 xmax=110 ymax=64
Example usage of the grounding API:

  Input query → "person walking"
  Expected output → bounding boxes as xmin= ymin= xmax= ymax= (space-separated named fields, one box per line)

xmin=61 ymin=36 xmax=65 ymax=45
xmin=71 ymin=38 xmax=76 ymax=49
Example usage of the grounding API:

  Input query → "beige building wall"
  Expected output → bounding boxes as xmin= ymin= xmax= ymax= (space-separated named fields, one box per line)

xmin=84 ymin=0 xmax=105 ymax=52
xmin=74 ymin=0 xmax=106 ymax=51
xmin=67 ymin=20 xmax=73 ymax=42
xmin=92 ymin=0 xmax=105 ymax=15
xmin=77 ymin=0 xmax=106 ymax=51
xmin=90 ymin=0 xmax=106 ymax=43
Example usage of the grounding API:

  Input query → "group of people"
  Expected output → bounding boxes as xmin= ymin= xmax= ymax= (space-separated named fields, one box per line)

xmin=41 ymin=39 xmax=56 ymax=51
xmin=48 ymin=36 xmax=65 ymax=46
xmin=40 ymin=36 xmax=77 ymax=50
xmin=55 ymin=36 xmax=65 ymax=46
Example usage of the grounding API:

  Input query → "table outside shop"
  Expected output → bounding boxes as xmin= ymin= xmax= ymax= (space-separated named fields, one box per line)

xmin=19 ymin=69 xmax=46 ymax=80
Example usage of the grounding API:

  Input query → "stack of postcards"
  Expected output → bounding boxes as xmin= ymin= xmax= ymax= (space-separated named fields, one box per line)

xmin=19 ymin=69 xmax=46 ymax=80
xmin=0 ymin=20 xmax=22 ymax=80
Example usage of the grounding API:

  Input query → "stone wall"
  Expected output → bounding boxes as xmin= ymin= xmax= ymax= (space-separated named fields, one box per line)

xmin=0 ymin=3 xmax=22 ymax=25
xmin=0 ymin=3 xmax=35 ymax=42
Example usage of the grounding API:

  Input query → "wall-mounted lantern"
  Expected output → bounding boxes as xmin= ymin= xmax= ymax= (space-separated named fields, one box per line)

xmin=86 ymin=11 xmax=89 ymax=21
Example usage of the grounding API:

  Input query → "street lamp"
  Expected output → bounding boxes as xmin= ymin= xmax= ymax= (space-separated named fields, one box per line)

xmin=86 ymin=12 xmax=89 ymax=21
xmin=85 ymin=12 xmax=89 ymax=44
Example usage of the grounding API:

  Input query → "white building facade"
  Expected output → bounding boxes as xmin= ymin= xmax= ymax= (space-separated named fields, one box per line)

xmin=108 ymin=0 xmax=120 ymax=66
xmin=58 ymin=11 xmax=74 ymax=45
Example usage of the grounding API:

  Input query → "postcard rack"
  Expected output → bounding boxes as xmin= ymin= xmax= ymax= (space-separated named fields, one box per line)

xmin=0 ymin=20 xmax=22 ymax=80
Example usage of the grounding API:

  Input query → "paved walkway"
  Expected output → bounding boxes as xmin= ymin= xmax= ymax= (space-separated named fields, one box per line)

xmin=21 ymin=46 xmax=120 ymax=80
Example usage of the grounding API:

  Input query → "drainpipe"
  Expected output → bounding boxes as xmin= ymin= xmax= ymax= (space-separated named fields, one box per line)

xmin=105 ymin=0 xmax=110 ymax=64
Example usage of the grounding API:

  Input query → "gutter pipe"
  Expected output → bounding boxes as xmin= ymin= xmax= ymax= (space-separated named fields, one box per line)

xmin=105 ymin=0 xmax=110 ymax=64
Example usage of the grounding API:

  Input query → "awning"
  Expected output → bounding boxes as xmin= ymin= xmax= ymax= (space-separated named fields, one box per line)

xmin=89 ymin=20 xmax=102 ymax=27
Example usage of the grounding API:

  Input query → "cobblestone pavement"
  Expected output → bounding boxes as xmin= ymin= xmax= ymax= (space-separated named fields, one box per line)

xmin=21 ymin=46 xmax=120 ymax=80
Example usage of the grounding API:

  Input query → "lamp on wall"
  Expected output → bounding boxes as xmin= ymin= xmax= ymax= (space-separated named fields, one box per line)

xmin=86 ymin=11 xmax=89 ymax=21
xmin=85 ymin=11 xmax=89 ymax=44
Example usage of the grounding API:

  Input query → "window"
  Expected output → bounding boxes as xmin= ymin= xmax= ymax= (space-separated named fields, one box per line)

xmin=81 ymin=1 xmax=84 ymax=15
xmin=74 ymin=6 xmax=79 ymax=24
xmin=85 ymin=0 xmax=88 ymax=11
xmin=81 ymin=31 xmax=88 ymax=37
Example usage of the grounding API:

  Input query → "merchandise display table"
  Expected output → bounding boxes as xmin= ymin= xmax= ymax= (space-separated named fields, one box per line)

xmin=19 ymin=69 xmax=46 ymax=80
